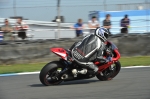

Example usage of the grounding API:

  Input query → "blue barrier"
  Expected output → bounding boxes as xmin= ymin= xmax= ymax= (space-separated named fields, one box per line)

xmin=0 ymin=31 xmax=3 ymax=41
xmin=89 ymin=10 xmax=150 ymax=34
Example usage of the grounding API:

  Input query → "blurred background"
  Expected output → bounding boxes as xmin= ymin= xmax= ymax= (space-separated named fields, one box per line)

xmin=0 ymin=0 xmax=150 ymax=65
xmin=0 ymin=0 xmax=150 ymax=22
xmin=0 ymin=0 xmax=150 ymax=39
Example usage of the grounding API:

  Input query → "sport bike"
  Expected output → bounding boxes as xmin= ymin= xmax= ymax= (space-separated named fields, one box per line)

xmin=39 ymin=41 xmax=121 ymax=86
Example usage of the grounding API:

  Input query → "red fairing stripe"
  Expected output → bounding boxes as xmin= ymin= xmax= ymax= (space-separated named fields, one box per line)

xmin=98 ymin=61 xmax=113 ymax=72
xmin=112 ymin=49 xmax=121 ymax=61
xmin=50 ymin=48 xmax=67 ymax=59
xmin=97 ymin=49 xmax=120 ymax=72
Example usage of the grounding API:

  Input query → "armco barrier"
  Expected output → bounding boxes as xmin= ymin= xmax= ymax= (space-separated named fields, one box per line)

xmin=0 ymin=33 xmax=150 ymax=65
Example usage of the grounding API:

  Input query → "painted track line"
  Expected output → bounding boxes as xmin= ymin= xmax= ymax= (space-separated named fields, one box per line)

xmin=0 ymin=66 xmax=149 ymax=77
xmin=0 ymin=71 xmax=40 ymax=77
xmin=122 ymin=66 xmax=150 ymax=68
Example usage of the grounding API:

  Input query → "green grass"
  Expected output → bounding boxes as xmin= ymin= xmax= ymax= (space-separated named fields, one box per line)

xmin=0 ymin=56 xmax=150 ymax=74
xmin=0 ymin=63 xmax=46 ymax=74
xmin=120 ymin=56 xmax=150 ymax=66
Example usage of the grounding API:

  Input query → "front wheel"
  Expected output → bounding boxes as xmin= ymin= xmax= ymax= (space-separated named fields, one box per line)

xmin=96 ymin=61 xmax=121 ymax=81
xmin=39 ymin=61 xmax=63 ymax=86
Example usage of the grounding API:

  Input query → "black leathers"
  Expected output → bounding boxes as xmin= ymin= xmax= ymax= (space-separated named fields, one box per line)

xmin=72 ymin=34 xmax=106 ymax=63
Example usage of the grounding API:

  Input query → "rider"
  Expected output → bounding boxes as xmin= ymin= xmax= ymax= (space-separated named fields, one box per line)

xmin=71 ymin=27 xmax=111 ymax=74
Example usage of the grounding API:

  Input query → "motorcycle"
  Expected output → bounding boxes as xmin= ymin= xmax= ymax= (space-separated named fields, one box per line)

xmin=39 ymin=41 xmax=121 ymax=86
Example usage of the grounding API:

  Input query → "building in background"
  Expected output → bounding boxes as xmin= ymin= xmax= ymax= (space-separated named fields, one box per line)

xmin=0 ymin=0 xmax=149 ymax=22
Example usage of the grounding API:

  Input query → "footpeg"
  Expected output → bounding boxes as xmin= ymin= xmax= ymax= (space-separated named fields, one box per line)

xmin=72 ymin=69 xmax=78 ymax=77
xmin=72 ymin=69 xmax=87 ymax=77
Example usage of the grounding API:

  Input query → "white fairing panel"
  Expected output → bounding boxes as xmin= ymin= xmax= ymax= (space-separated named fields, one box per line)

xmin=55 ymin=52 xmax=66 ymax=57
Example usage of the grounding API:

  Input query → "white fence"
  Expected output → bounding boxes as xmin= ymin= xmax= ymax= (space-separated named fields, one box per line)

xmin=0 ymin=18 xmax=150 ymax=40
xmin=1 ymin=27 xmax=150 ymax=40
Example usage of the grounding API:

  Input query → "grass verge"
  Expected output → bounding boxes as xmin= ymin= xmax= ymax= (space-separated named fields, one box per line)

xmin=120 ymin=56 xmax=150 ymax=66
xmin=0 ymin=56 xmax=150 ymax=74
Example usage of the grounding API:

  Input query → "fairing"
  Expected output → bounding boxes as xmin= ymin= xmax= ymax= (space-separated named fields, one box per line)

xmin=50 ymin=41 xmax=120 ymax=73
xmin=95 ymin=41 xmax=121 ymax=72
xmin=50 ymin=48 xmax=67 ymax=60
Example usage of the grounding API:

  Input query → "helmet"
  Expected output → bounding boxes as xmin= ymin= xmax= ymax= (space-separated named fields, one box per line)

xmin=95 ymin=27 xmax=109 ymax=41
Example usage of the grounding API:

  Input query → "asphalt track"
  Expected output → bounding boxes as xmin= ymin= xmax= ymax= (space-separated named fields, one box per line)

xmin=0 ymin=67 xmax=150 ymax=99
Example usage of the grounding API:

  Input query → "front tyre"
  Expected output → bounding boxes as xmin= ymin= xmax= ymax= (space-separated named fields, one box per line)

xmin=96 ymin=61 xmax=121 ymax=81
xmin=39 ymin=61 xmax=63 ymax=86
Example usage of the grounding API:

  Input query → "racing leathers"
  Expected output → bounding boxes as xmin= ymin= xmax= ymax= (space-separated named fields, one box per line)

xmin=71 ymin=33 xmax=111 ymax=73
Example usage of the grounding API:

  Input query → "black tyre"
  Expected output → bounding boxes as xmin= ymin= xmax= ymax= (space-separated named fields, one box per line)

xmin=96 ymin=61 xmax=121 ymax=81
xmin=39 ymin=61 xmax=63 ymax=86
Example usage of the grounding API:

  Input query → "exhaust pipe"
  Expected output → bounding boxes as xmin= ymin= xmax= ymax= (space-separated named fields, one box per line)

xmin=61 ymin=74 xmax=68 ymax=79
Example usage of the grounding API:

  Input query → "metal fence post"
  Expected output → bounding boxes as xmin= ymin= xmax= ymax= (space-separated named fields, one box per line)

xmin=145 ymin=0 xmax=149 ymax=32
xmin=54 ymin=29 xmax=58 ymax=39
xmin=57 ymin=0 xmax=61 ymax=39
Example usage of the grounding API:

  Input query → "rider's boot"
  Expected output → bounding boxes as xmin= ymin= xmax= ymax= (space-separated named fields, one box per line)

xmin=97 ymin=56 xmax=110 ymax=63
xmin=86 ymin=63 xmax=99 ymax=74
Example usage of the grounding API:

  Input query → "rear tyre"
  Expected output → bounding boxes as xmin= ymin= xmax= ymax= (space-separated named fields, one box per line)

xmin=96 ymin=61 xmax=121 ymax=81
xmin=39 ymin=61 xmax=63 ymax=86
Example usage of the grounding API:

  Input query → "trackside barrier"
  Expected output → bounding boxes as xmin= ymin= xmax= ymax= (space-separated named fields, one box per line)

xmin=0 ymin=31 xmax=3 ymax=41
xmin=1 ymin=18 xmax=150 ymax=39
xmin=25 ymin=27 xmax=150 ymax=39
xmin=0 ymin=27 xmax=150 ymax=40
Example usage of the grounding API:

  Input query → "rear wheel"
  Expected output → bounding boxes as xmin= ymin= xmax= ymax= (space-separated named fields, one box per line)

xmin=96 ymin=61 xmax=121 ymax=81
xmin=39 ymin=61 xmax=63 ymax=86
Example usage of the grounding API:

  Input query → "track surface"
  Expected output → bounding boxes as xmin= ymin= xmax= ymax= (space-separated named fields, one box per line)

xmin=0 ymin=67 xmax=150 ymax=99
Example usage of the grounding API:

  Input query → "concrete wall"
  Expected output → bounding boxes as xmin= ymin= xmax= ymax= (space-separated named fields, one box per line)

xmin=0 ymin=38 xmax=77 ymax=64
xmin=108 ymin=33 xmax=150 ymax=56
xmin=0 ymin=33 xmax=150 ymax=64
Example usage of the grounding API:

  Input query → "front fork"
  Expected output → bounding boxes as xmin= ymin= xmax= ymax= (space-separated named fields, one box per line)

xmin=99 ymin=62 xmax=116 ymax=77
